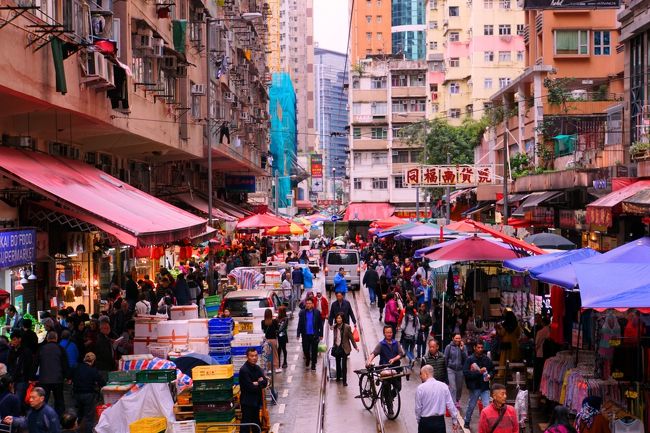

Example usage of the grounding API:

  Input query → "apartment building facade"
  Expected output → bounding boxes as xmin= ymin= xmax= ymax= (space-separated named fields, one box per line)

xmin=350 ymin=0 xmax=392 ymax=63
xmin=426 ymin=0 xmax=526 ymax=125
xmin=348 ymin=56 xmax=429 ymax=217
xmin=266 ymin=0 xmax=315 ymax=154
xmin=392 ymin=0 xmax=427 ymax=60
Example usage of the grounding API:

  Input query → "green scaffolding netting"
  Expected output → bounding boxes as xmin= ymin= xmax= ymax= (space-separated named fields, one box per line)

xmin=269 ymin=73 xmax=297 ymax=209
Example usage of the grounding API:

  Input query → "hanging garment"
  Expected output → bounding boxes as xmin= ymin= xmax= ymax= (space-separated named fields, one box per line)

xmin=613 ymin=418 xmax=644 ymax=433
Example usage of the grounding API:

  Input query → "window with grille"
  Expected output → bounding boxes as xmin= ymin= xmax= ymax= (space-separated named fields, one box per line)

xmin=450 ymin=82 xmax=460 ymax=94
xmin=484 ymin=25 xmax=493 ymax=36
xmin=450 ymin=57 xmax=460 ymax=67
xmin=484 ymin=78 xmax=492 ymax=89
xmin=593 ymin=31 xmax=610 ymax=55
xmin=484 ymin=51 xmax=494 ymax=62
xmin=450 ymin=109 xmax=461 ymax=118
xmin=372 ymin=178 xmax=388 ymax=189
xmin=499 ymin=24 xmax=511 ymax=35
xmin=449 ymin=32 xmax=460 ymax=42
xmin=449 ymin=6 xmax=459 ymax=16
xmin=499 ymin=51 xmax=511 ymax=62
xmin=371 ymin=127 xmax=388 ymax=139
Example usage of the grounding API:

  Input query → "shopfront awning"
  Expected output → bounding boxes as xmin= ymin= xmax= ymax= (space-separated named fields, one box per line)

xmin=496 ymin=193 xmax=530 ymax=206
xmin=512 ymin=191 xmax=563 ymax=217
xmin=213 ymin=198 xmax=252 ymax=219
xmin=296 ymin=200 xmax=313 ymax=210
xmin=587 ymin=180 xmax=650 ymax=227
xmin=344 ymin=202 xmax=395 ymax=221
xmin=461 ymin=201 xmax=494 ymax=217
xmin=0 ymin=148 xmax=207 ymax=246
xmin=621 ymin=187 xmax=650 ymax=216
xmin=173 ymin=194 xmax=236 ymax=222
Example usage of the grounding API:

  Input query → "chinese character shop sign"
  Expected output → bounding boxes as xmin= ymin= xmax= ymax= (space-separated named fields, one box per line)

xmin=0 ymin=229 xmax=36 ymax=269
xmin=404 ymin=165 xmax=495 ymax=187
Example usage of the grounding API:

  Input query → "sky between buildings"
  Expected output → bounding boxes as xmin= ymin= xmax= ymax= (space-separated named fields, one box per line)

xmin=314 ymin=0 xmax=349 ymax=54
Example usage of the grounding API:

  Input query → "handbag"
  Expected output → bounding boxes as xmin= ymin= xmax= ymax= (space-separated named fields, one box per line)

xmin=352 ymin=326 xmax=360 ymax=343
xmin=331 ymin=345 xmax=344 ymax=357
xmin=24 ymin=381 xmax=35 ymax=404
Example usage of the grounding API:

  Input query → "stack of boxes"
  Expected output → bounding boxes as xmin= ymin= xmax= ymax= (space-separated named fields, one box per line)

xmin=192 ymin=364 xmax=237 ymax=433
xmin=204 ymin=295 xmax=222 ymax=318
xmin=231 ymin=333 xmax=264 ymax=384
xmin=208 ymin=318 xmax=233 ymax=365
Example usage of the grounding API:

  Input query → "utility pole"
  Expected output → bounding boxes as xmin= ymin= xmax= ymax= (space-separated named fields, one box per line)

xmin=503 ymin=118 xmax=509 ymax=222
xmin=205 ymin=17 xmax=214 ymax=295
xmin=445 ymin=152 xmax=451 ymax=224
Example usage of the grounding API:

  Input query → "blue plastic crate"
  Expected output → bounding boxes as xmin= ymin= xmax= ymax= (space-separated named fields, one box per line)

xmin=209 ymin=348 xmax=232 ymax=357
xmin=208 ymin=318 xmax=233 ymax=334
xmin=231 ymin=345 xmax=263 ymax=356
xmin=211 ymin=355 xmax=232 ymax=365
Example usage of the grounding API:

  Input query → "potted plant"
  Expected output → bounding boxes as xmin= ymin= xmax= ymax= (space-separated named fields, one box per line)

xmin=630 ymin=141 xmax=650 ymax=160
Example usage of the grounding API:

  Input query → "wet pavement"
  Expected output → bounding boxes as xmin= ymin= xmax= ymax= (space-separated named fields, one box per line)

xmin=266 ymin=274 xmax=481 ymax=433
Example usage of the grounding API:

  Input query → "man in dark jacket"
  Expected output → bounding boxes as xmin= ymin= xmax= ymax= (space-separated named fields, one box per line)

xmin=296 ymin=298 xmax=323 ymax=370
xmin=93 ymin=320 xmax=116 ymax=381
xmin=2 ymin=386 xmax=61 ymax=433
xmin=36 ymin=331 xmax=69 ymax=416
xmin=173 ymin=274 xmax=191 ymax=306
xmin=239 ymin=348 xmax=268 ymax=433
xmin=72 ymin=352 xmax=106 ymax=433
xmin=7 ymin=330 xmax=34 ymax=404
xmin=422 ymin=339 xmax=448 ymax=384
xmin=21 ymin=319 xmax=38 ymax=355
xmin=328 ymin=292 xmax=357 ymax=327
xmin=362 ymin=266 xmax=379 ymax=306
xmin=462 ymin=342 xmax=494 ymax=429
xmin=124 ymin=273 xmax=139 ymax=312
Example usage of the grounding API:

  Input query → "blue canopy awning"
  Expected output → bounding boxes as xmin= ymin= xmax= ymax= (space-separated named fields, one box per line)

xmin=536 ymin=237 xmax=650 ymax=289
xmin=575 ymin=262 xmax=650 ymax=309
xmin=503 ymin=251 xmax=566 ymax=273
xmin=395 ymin=223 xmax=456 ymax=240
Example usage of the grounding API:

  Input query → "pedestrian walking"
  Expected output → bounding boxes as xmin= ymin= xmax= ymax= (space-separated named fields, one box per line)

xmin=297 ymin=298 xmax=323 ymax=370
xmin=415 ymin=365 xmax=460 ymax=433
xmin=328 ymin=292 xmax=357 ymax=327
xmin=3 ymin=386 xmax=61 ymax=433
xmin=276 ymin=307 xmax=289 ymax=369
xmin=416 ymin=304 xmax=433 ymax=359
xmin=291 ymin=265 xmax=305 ymax=300
xmin=463 ymin=341 xmax=494 ymax=429
xmin=421 ymin=339 xmax=448 ymax=383
xmin=444 ymin=333 xmax=467 ymax=408
xmin=36 ymin=331 xmax=69 ymax=416
xmin=314 ymin=292 xmax=329 ymax=334
xmin=135 ymin=292 xmax=151 ymax=316
xmin=93 ymin=320 xmax=116 ymax=381
xmin=7 ymin=330 xmax=34 ymax=404
xmin=384 ymin=293 xmax=399 ymax=337
xmin=400 ymin=300 xmax=419 ymax=361
xmin=238 ymin=348 xmax=268 ymax=433
xmin=72 ymin=352 xmax=105 ymax=433
xmin=173 ymin=273 xmax=191 ymax=306
xmin=59 ymin=330 xmax=79 ymax=369
xmin=544 ymin=405 xmax=577 ymax=433
xmin=302 ymin=266 xmax=314 ymax=292
xmin=575 ymin=397 xmax=610 ymax=433
xmin=0 ymin=375 xmax=21 ymax=420
xmin=377 ymin=275 xmax=389 ymax=321
xmin=261 ymin=309 xmax=281 ymax=373
xmin=363 ymin=265 xmax=379 ymax=306
xmin=478 ymin=384 xmax=519 ymax=433
xmin=333 ymin=268 xmax=348 ymax=295
xmin=330 ymin=312 xmax=358 ymax=386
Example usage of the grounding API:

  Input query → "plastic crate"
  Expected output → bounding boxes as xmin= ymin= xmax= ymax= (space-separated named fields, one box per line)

xmin=193 ymin=378 xmax=234 ymax=392
xmin=192 ymin=364 xmax=233 ymax=380
xmin=107 ymin=370 xmax=137 ymax=383
xmin=231 ymin=345 xmax=262 ymax=356
xmin=148 ymin=343 xmax=171 ymax=359
xmin=129 ymin=417 xmax=166 ymax=433
xmin=192 ymin=389 xmax=233 ymax=404
xmin=195 ymin=422 xmax=236 ymax=433
xmin=204 ymin=295 xmax=222 ymax=307
xmin=135 ymin=369 xmax=177 ymax=383
xmin=205 ymin=305 xmax=221 ymax=318
xmin=210 ymin=355 xmax=232 ymax=365
xmin=194 ymin=409 xmax=236 ymax=423
xmin=169 ymin=420 xmax=195 ymax=433
xmin=193 ymin=401 xmax=234 ymax=412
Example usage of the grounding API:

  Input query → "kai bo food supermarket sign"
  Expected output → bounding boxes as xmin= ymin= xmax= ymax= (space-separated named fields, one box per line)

xmin=404 ymin=165 xmax=496 ymax=187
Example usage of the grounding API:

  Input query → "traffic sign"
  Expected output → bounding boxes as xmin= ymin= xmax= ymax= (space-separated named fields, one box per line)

xmin=330 ymin=215 xmax=341 ymax=222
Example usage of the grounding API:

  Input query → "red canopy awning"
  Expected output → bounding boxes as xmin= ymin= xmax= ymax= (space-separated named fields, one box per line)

xmin=0 ymin=148 xmax=207 ymax=246
xmin=236 ymin=213 xmax=290 ymax=229
xmin=466 ymin=220 xmax=546 ymax=255
xmin=370 ymin=216 xmax=407 ymax=229
xmin=173 ymin=194 xmax=236 ymax=222
xmin=295 ymin=200 xmax=313 ymax=210
xmin=445 ymin=220 xmax=480 ymax=232
xmin=344 ymin=202 xmax=395 ymax=221
xmin=424 ymin=236 xmax=520 ymax=261
xmin=586 ymin=179 xmax=650 ymax=227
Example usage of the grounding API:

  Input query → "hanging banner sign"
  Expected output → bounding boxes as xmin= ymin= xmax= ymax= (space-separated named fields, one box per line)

xmin=404 ymin=165 xmax=496 ymax=187
xmin=0 ymin=229 xmax=36 ymax=269
xmin=523 ymin=0 xmax=619 ymax=9
xmin=311 ymin=154 xmax=323 ymax=192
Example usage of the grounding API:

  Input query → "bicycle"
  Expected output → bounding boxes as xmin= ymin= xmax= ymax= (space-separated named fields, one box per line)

xmin=354 ymin=363 xmax=412 ymax=420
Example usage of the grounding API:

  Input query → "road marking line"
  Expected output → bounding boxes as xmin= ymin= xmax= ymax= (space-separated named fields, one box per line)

xmin=278 ymin=404 xmax=286 ymax=414
xmin=293 ymin=354 xmax=299 ymax=360
xmin=271 ymin=423 xmax=280 ymax=433
xmin=287 ymin=375 xmax=293 ymax=384
xmin=290 ymin=364 xmax=296 ymax=371
xmin=282 ymin=389 xmax=289 ymax=398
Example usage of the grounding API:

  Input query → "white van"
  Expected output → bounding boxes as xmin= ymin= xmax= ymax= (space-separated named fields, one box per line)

xmin=324 ymin=249 xmax=361 ymax=291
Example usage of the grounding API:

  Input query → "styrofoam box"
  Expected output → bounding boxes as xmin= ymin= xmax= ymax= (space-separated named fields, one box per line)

xmin=265 ymin=271 xmax=281 ymax=284
xmin=188 ymin=319 xmax=209 ymax=338
xmin=134 ymin=337 xmax=156 ymax=355
xmin=170 ymin=305 xmax=199 ymax=321
xmin=157 ymin=320 xmax=189 ymax=347
xmin=188 ymin=337 xmax=209 ymax=355
xmin=135 ymin=317 xmax=165 ymax=339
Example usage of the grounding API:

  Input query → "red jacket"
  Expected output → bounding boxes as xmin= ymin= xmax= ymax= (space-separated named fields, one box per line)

xmin=315 ymin=296 xmax=329 ymax=320
xmin=478 ymin=403 xmax=519 ymax=433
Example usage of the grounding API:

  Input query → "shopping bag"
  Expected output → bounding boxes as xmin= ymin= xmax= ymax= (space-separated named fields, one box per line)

xmin=24 ymin=382 xmax=35 ymax=404
xmin=352 ymin=326 xmax=360 ymax=343
xmin=318 ymin=342 xmax=327 ymax=353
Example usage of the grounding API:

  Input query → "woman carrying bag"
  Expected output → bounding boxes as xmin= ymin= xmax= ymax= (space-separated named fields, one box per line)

xmin=331 ymin=312 xmax=358 ymax=386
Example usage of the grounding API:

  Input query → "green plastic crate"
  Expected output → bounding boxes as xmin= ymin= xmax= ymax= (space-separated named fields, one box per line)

xmin=194 ymin=409 xmax=236 ymax=423
xmin=135 ymin=369 xmax=177 ymax=383
xmin=192 ymin=388 xmax=233 ymax=403
xmin=193 ymin=378 xmax=233 ymax=392
xmin=108 ymin=370 xmax=137 ymax=383
xmin=204 ymin=295 xmax=222 ymax=307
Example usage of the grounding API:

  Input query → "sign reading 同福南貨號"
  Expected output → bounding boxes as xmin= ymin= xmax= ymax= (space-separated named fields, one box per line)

xmin=404 ymin=165 xmax=496 ymax=187
xmin=523 ymin=0 xmax=619 ymax=9
xmin=0 ymin=229 xmax=37 ymax=269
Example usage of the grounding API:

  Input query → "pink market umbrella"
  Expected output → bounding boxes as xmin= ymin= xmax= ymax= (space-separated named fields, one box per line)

xmin=424 ymin=236 xmax=520 ymax=262
xmin=236 ymin=213 xmax=290 ymax=230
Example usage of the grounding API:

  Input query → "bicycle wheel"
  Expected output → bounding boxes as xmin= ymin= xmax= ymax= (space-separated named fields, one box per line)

xmin=358 ymin=374 xmax=376 ymax=410
xmin=379 ymin=382 xmax=401 ymax=420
